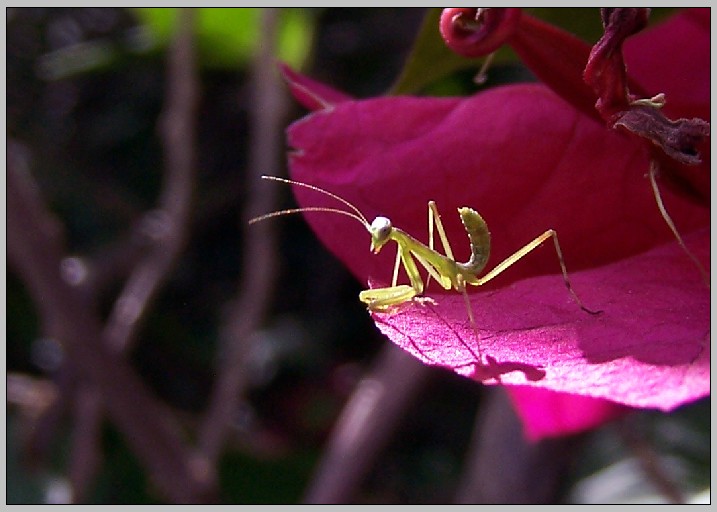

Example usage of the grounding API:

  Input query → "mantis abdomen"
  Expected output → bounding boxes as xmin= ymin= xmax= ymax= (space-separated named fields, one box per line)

xmin=458 ymin=207 xmax=490 ymax=277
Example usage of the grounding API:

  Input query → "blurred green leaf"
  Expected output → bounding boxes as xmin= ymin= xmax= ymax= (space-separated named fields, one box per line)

xmin=390 ymin=9 xmax=489 ymax=95
xmin=90 ymin=426 xmax=158 ymax=504
xmin=7 ymin=414 xmax=46 ymax=504
xmin=133 ymin=8 xmax=313 ymax=69
xmin=220 ymin=450 xmax=319 ymax=503
xmin=526 ymin=7 xmax=678 ymax=42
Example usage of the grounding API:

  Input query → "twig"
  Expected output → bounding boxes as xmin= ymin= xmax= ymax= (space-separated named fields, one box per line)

xmin=103 ymin=7 xmax=200 ymax=354
xmin=22 ymin=3 xmax=198 ymax=476
xmin=8 ymin=146 xmax=217 ymax=503
xmin=617 ymin=417 xmax=684 ymax=504
xmin=454 ymin=387 xmax=583 ymax=503
xmin=20 ymin=368 xmax=72 ymax=467
xmin=10 ymin=7 xmax=208 ymax=503
xmin=302 ymin=344 xmax=431 ymax=504
xmin=68 ymin=387 xmax=103 ymax=503
xmin=65 ymin=8 xmax=207 ymax=502
xmin=7 ymin=373 xmax=59 ymax=423
xmin=198 ymin=7 xmax=287 ymax=464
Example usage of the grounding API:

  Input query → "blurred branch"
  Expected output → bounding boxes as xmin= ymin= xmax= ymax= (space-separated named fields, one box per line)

xmin=7 ymin=8 xmax=218 ymax=503
xmin=23 ymin=6 xmax=203 ymax=475
xmin=454 ymin=387 xmax=583 ymax=503
xmin=303 ymin=344 xmax=431 ymax=503
xmin=198 ymin=8 xmax=288 ymax=464
xmin=20 ymin=369 xmax=72 ymax=467
xmin=6 ymin=142 xmax=77 ymax=470
xmin=82 ymin=233 xmax=150 ymax=302
xmin=22 ymin=218 xmax=148 ymax=497
xmin=7 ymin=374 xmax=59 ymax=421
xmin=103 ymin=7 xmax=200 ymax=354
xmin=7 ymin=141 xmax=216 ymax=503
xmin=68 ymin=387 xmax=103 ymax=502
xmin=68 ymin=7 xmax=208 ymax=502
xmin=617 ymin=417 xmax=684 ymax=504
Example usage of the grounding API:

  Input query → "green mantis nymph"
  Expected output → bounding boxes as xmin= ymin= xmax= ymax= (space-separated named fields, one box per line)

xmin=250 ymin=175 xmax=599 ymax=363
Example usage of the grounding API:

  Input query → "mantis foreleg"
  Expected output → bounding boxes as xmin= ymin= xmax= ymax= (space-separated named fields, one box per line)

xmin=431 ymin=201 xmax=483 ymax=364
xmin=391 ymin=246 xmax=402 ymax=287
xmin=426 ymin=200 xmax=454 ymax=291
xmin=429 ymin=200 xmax=455 ymax=261
xmin=360 ymin=242 xmax=424 ymax=311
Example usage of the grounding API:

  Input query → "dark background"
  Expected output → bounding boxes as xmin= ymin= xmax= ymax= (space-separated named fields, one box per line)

xmin=6 ymin=7 xmax=709 ymax=504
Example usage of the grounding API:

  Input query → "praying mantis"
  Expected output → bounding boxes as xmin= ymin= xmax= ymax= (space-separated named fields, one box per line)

xmin=250 ymin=175 xmax=599 ymax=364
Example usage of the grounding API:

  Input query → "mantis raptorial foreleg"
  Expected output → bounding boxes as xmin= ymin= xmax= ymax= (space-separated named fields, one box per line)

xmin=426 ymin=200 xmax=453 ymax=291
xmin=362 ymin=201 xmax=456 ymax=312
xmin=359 ymin=243 xmax=423 ymax=311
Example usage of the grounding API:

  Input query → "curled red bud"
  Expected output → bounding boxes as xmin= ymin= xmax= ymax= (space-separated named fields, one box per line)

xmin=439 ymin=8 xmax=522 ymax=57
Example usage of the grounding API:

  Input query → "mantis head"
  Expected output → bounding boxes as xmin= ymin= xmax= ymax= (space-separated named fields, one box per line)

xmin=369 ymin=216 xmax=393 ymax=254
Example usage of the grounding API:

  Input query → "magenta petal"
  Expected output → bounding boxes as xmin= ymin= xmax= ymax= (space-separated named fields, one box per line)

xmin=280 ymin=32 xmax=709 ymax=434
xmin=370 ymin=229 xmax=709 ymax=411
xmin=287 ymin=84 xmax=708 ymax=289
xmin=506 ymin=387 xmax=628 ymax=441
xmin=623 ymin=8 xmax=710 ymax=121
xmin=278 ymin=62 xmax=353 ymax=111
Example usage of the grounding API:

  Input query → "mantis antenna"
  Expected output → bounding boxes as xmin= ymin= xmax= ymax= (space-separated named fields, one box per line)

xmin=248 ymin=175 xmax=369 ymax=228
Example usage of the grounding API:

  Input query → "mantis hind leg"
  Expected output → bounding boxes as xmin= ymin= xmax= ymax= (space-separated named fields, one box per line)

xmin=474 ymin=229 xmax=601 ymax=315
xmin=648 ymin=161 xmax=709 ymax=287
xmin=428 ymin=203 xmax=485 ymax=366
xmin=457 ymin=278 xmax=484 ymax=366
